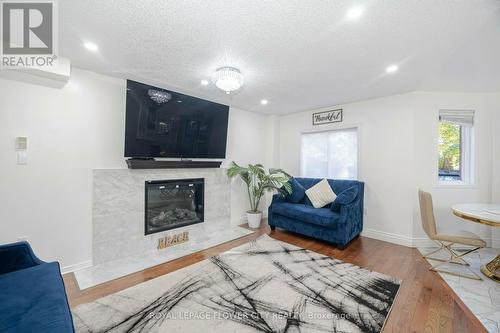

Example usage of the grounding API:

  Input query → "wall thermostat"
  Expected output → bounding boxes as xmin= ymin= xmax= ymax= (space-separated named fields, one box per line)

xmin=15 ymin=137 xmax=27 ymax=150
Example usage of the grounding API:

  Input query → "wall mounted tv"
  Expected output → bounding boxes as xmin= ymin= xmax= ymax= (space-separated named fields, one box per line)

xmin=125 ymin=80 xmax=230 ymax=159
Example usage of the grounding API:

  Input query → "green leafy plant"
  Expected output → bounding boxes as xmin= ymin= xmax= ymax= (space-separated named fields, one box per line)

xmin=438 ymin=122 xmax=461 ymax=173
xmin=227 ymin=162 xmax=292 ymax=213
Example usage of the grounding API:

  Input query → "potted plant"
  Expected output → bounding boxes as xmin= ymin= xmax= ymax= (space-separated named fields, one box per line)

xmin=227 ymin=162 xmax=292 ymax=228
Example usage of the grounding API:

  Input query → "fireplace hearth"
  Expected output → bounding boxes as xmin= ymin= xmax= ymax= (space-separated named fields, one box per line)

xmin=145 ymin=178 xmax=204 ymax=235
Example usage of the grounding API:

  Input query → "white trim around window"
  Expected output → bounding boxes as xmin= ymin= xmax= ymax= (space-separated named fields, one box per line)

xmin=435 ymin=109 xmax=477 ymax=188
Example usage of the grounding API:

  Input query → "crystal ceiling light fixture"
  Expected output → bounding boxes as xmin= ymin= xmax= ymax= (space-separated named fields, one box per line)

xmin=148 ymin=89 xmax=172 ymax=104
xmin=212 ymin=67 xmax=244 ymax=94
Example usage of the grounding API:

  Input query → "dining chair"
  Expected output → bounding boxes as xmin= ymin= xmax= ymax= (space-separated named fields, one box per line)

xmin=418 ymin=189 xmax=486 ymax=280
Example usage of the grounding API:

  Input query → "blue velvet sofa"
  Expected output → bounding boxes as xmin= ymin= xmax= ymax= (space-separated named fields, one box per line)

xmin=0 ymin=241 xmax=75 ymax=333
xmin=268 ymin=178 xmax=364 ymax=248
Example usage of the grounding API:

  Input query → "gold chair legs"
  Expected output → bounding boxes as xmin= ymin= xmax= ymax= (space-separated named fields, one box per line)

xmin=480 ymin=255 xmax=500 ymax=282
xmin=423 ymin=241 xmax=483 ymax=280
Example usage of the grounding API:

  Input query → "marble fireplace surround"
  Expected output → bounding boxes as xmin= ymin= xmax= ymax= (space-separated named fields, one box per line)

xmin=73 ymin=168 xmax=252 ymax=290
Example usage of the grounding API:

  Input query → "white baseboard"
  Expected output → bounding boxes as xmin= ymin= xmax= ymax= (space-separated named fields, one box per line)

xmin=362 ymin=229 xmax=500 ymax=249
xmin=60 ymin=260 xmax=92 ymax=274
xmin=361 ymin=228 xmax=414 ymax=247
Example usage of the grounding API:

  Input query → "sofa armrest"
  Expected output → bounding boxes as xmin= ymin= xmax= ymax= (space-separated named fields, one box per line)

xmin=337 ymin=199 xmax=364 ymax=246
xmin=0 ymin=241 xmax=44 ymax=275
xmin=271 ymin=193 xmax=285 ymax=204
xmin=268 ymin=194 xmax=286 ymax=227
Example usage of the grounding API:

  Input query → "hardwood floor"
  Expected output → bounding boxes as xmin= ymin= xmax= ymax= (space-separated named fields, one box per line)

xmin=63 ymin=221 xmax=487 ymax=333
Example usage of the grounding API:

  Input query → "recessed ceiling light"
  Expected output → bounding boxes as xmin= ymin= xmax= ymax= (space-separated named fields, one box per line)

xmin=84 ymin=41 xmax=98 ymax=52
xmin=261 ymin=99 xmax=268 ymax=105
xmin=346 ymin=6 xmax=364 ymax=20
xmin=200 ymin=79 xmax=209 ymax=85
xmin=386 ymin=65 xmax=399 ymax=73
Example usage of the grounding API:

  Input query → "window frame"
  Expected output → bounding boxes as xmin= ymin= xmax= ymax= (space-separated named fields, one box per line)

xmin=436 ymin=110 xmax=476 ymax=188
xmin=299 ymin=125 xmax=361 ymax=180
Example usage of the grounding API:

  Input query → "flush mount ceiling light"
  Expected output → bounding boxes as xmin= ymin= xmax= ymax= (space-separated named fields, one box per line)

xmin=261 ymin=99 xmax=268 ymax=105
xmin=346 ymin=6 xmax=364 ymax=20
xmin=212 ymin=67 xmax=244 ymax=94
xmin=148 ymin=89 xmax=172 ymax=104
xmin=386 ymin=65 xmax=399 ymax=73
xmin=200 ymin=79 xmax=209 ymax=85
xmin=84 ymin=41 xmax=99 ymax=52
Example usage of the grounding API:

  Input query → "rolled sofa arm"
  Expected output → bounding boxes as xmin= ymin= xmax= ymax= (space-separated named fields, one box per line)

xmin=0 ymin=241 xmax=44 ymax=275
xmin=337 ymin=199 xmax=364 ymax=246
xmin=271 ymin=193 xmax=285 ymax=204
xmin=268 ymin=194 xmax=285 ymax=227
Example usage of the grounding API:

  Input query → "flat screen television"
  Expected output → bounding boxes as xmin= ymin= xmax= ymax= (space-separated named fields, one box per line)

xmin=125 ymin=80 xmax=229 ymax=159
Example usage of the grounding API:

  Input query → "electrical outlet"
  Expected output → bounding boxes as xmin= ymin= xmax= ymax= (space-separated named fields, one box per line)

xmin=364 ymin=207 xmax=368 ymax=215
xmin=17 ymin=151 xmax=27 ymax=165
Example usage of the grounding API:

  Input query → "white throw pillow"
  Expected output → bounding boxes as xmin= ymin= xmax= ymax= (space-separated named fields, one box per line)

xmin=305 ymin=179 xmax=337 ymax=208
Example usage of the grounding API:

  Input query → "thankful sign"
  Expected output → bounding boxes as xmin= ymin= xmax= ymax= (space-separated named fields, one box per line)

xmin=312 ymin=109 xmax=343 ymax=125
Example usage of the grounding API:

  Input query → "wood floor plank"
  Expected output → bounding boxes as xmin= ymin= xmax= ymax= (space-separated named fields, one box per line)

xmin=63 ymin=220 xmax=487 ymax=332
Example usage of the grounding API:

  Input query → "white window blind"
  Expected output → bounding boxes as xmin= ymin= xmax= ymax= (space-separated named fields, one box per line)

xmin=439 ymin=110 xmax=474 ymax=127
xmin=300 ymin=128 xmax=358 ymax=180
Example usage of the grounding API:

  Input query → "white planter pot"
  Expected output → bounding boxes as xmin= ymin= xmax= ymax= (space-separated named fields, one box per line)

xmin=246 ymin=211 xmax=263 ymax=229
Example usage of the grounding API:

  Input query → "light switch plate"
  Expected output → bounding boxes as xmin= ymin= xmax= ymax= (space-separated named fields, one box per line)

xmin=15 ymin=137 xmax=27 ymax=150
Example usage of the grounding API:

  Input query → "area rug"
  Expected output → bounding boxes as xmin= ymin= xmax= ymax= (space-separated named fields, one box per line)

xmin=72 ymin=235 xmax=401 ymax=333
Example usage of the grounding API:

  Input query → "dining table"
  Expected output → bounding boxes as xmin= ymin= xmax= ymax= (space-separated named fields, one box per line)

xmin=452 ymin=203 xmax=500 ymax=282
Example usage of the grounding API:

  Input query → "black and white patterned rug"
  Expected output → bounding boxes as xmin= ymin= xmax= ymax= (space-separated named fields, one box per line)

xmin=73 ymin=235 xmax=400 ymax=333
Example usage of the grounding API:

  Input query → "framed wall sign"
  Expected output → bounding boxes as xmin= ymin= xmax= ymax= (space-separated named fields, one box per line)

xmin=312 ymin=109 xmax=343 ymax=126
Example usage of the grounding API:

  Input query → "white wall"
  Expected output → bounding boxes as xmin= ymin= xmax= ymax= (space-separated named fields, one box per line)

xmin=277 ymin=93 xmax=417 ymax=244
xmin=224 ymin=107 xmax=272 ymax=224
xmin=275 ymin=92 xmax=500 ymax=247
xmin=0 ymin=69 xmax=126 ymax=271
xmin=411 ymin=92 xmax=498 ymax=246
xmin=0 ymin=68 xmax=270 ymax=270
xmin=492 ymin=97 xmax=500 ymax=204
xmin=491 ymin=94 xmax=500 ymax=247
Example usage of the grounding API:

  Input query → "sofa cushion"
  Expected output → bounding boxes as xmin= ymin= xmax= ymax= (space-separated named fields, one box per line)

xmin=331 ymin=186 xmax=359 ymax=212
xmin=305 ymin=179 xmax=337 ymax=208
xmin=0 ymin=262 xmax=75 ymax=333
xmin=285 ymin=177 xmax=306 ymax=203
xmin=272 ymin=202 xmax=341 ymax=228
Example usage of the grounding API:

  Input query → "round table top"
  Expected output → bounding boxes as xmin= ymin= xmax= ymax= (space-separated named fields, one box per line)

xmin=452 ymin=204 xmax=500 ymax=226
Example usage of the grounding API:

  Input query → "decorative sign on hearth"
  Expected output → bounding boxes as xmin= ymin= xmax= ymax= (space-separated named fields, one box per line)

xmin=157 ymin=231 xmax=189 ymax=250
xmin=312 ymin=109 xmax=343 ymax=126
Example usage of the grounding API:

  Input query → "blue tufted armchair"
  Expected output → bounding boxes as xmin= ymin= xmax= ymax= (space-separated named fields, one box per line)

xmin=268 ymin=178 xmax=364 ymax=249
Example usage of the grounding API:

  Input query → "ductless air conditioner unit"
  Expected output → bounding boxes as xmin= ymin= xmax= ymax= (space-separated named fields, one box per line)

xmin=0 ymin=57 xmax=71 ymax=88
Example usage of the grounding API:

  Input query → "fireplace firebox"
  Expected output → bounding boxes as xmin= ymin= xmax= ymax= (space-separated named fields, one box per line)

xmin=145 ymin=178 xmax=204 ymax=235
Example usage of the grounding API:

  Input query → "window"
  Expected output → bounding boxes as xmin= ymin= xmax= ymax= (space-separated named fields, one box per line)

xmin=300 ymin=128 xmax=358 ymax=179
xmin=438 ymin=110 xmax=474 ymax=185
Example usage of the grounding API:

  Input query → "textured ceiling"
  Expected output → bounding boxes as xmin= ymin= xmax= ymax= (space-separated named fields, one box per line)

xmin=59 ymin=0 xmax=500 ymax=114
